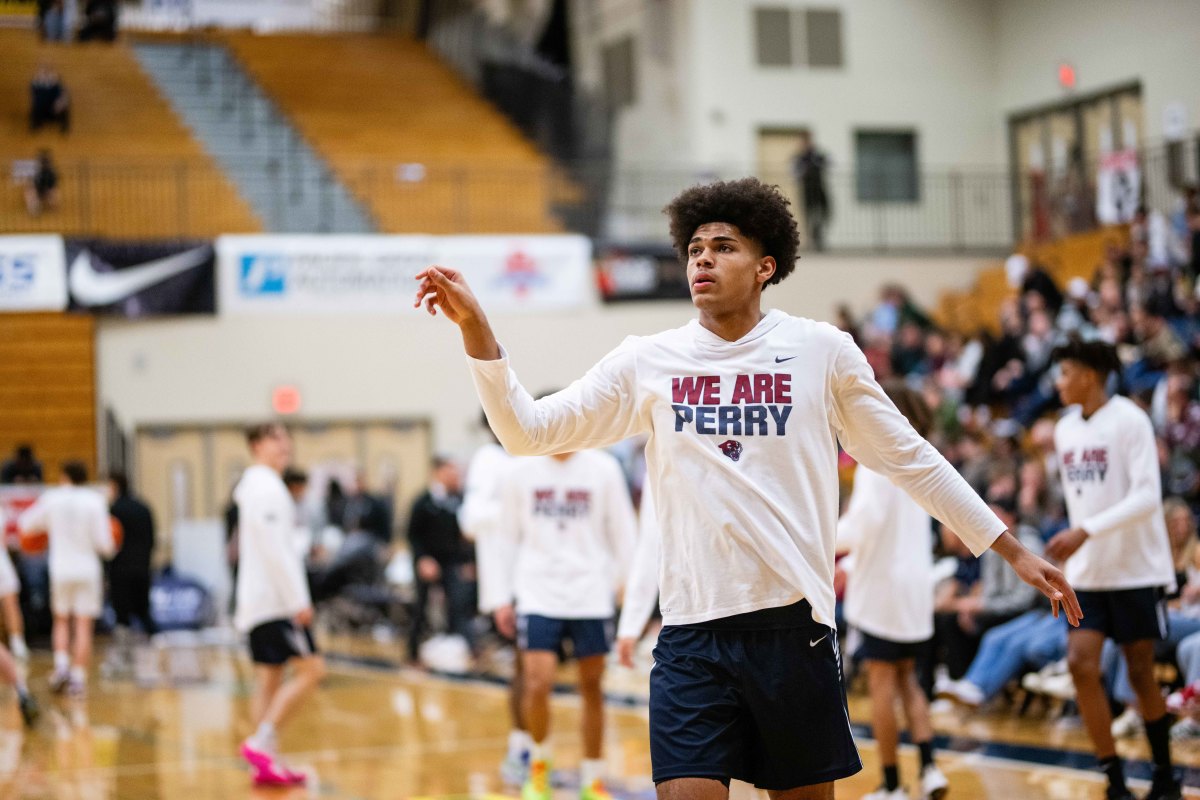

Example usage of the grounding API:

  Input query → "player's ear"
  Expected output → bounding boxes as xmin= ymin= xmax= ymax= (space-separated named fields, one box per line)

xmin=757 ymin=256 xmax=776 ymax=286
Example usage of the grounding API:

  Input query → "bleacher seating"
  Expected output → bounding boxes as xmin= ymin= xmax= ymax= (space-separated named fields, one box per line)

xmin=0 ymin=312 xmax=95 ymax=480
xmin=0 ymin=28 xmax=259 ymax=238
xmin=222 ymin=32 xmax=564 ymax=233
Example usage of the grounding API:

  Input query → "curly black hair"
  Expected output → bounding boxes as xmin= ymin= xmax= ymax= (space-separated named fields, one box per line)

xmin=664 ymin=177 xmax=801 ymax=288
xmin=1051 ymin=334 xmax=1123 ymax=379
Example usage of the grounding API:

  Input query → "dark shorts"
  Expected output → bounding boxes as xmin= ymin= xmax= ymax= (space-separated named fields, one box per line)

xmin=248 ymin=619 xmax=318 ymax=665
xmin=856 ymin=631 xmax=931 ymax=663
xmin=649 ymin=600 xmax=862 ymax=790
xmin=517 ymin=614 xmax=612 ymax=659
xmin=1073 ymin=587 xmax=1169 ymax=644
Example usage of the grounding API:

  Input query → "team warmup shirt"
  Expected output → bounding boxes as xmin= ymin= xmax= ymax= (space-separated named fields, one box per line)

xmin=19 ymin=486 xmax=113 ymax=585
xmin=616 ymin=485 xmax=662 ymax=640
xmin=836 ymin=466 xmax=934 ymax=643
xmin=496 ymin=450 xmax=636 ymax=619
xmin=469 ymin=309 xmax=1006 ymax=629
xmin=233 ymin=464 xmax=312 ymax=632
xmin=459 ymin=442 xmax=516 ymax=613
xmin=1054 ymin=395 xmax=1175 ymax=591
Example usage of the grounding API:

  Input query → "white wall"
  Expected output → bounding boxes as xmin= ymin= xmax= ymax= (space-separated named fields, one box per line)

xmin=682 ymin=0 xmax=1003 ymax=170
xmin=995 ymin=0 xmax=1200 ymax=144
xmin=98 ymin=255 xmax=993 ymax=459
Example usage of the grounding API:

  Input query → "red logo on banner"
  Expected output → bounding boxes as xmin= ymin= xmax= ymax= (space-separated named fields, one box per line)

xmin=496 ymin=249 xmax=547 ymax=299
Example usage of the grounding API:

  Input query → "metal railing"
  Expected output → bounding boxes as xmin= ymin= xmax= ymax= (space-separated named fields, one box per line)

xmin=3 ymin=156 xmax=1020 ymax=250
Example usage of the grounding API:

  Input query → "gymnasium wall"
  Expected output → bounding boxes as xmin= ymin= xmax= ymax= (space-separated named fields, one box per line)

xmin=96 ymin=254 xmax=992 ymax=459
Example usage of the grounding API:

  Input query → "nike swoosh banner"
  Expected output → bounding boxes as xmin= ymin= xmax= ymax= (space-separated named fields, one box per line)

xmin=0 ymin=235 xmax=68 ymax=312
xmin=65 ymin=239 xmax=216 ymax=316
xmin=216 ymin=234 xmax=595 ymax=315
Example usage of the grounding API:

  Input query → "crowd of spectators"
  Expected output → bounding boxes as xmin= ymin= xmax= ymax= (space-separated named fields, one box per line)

xmin=834 ymin=187 xmax=1200 ymax=738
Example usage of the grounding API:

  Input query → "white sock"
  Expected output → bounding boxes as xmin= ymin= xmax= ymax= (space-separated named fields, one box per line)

xmin=508 ymin=728 xmax=532 ymax=759
xmin=69 ymin=665 xmax=86 ymax=684
xmin=530 ymin=739 xmax=551 ymax=764
xmin=8 ymin=636 xmax=27 ymax=661
xmin=53 ymin=651 xmax=69 ymax=674
xmin=253 ymin=721 xmax=277 ymax=749
xmin=580 ymin=758 xmax=605 ymax=788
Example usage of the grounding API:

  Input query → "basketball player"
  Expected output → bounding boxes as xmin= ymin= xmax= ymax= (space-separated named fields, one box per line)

xmin=416 ymin=177 xmax=1079 ymax=800
xmin=493 ymin=447 xmax=636 ymax=800
xmin=235 ymin=423 xmax=326 ymax=787
xmin=0 ymin=508 xmax=29 ymax=662
xmin=460 ymin=412 xmax=532 ymax=784
xmin=1046 ymin=338 xmax=1181 ymax=800
xmin=19 ymin=461 xmax=113 ymax=697
xmin=836 ymin=382 xmax=946 ymax=800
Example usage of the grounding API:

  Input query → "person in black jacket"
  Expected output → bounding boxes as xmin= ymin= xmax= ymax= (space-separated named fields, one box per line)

xmin=407 ymin=457 xmax=475 ymax=663
xmin=107 ymin=473 xmax=156 ymax=636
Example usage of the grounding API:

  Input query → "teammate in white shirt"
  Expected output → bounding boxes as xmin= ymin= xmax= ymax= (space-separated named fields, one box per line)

xmin=493 ymin=448 xmax=636 ymax=800
xmin=835 ymin=382 xmax=947 ymax=800
xmin=234 ymin=424 xmax=326 ymax=787
xmin=1046 ymin=338 xmax=1181 ymax=800
xmin=416 ymin=177 xmax=1079 ymax=800
xmin=19 ymin=461 xmax=113 ymax=697
xmin=0 ymin=510 xmax=35 ymax=725
xmin=0 ymin=508 xmax=29 ymax=663
xmin=459 ymin=414 xmax=532 ymax=784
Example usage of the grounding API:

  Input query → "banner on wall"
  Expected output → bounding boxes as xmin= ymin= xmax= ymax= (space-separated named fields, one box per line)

xmin=0 ymin=235 xmax=68 ymax=312
xmin=65 ymin=239 xmax=216 ymax=316
xmin=1095 ymin=149 xmax=1141 ymax=225
xmin=217 ymin=234 xmax=595 ymax=315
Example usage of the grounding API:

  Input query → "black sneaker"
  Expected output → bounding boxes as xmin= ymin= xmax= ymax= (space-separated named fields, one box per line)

xmin=18 ymin=692 xmax=39 ymax=728
xmin=1145 ymin=772 xmax=1183 ymax=800
xmin=1105 ymin=785 xmax=1135 ymax=800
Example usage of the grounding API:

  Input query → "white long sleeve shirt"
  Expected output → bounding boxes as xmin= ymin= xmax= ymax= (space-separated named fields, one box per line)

xmin=616 ymin=485 xmax=662 ymax=639
xmin=18 ymin=485 xmax=113 ymax=584
xmin=836 ymin=466 xmax=934 ymax=642
xmin=469 ymin=309 xmax=1006 ymax=629
xmin=234 ymin=465 xmax=312 ymax=632
xmin=460 ymin=442 xmax=517 ymax=613
xmin=1054 ymin=395 xmax=1175 ymax=590
xmin=496 ymin=451 xmax=637 ymax=618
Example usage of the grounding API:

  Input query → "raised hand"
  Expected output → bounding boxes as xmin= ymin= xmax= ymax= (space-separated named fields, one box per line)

xmin=414 ymin=266 xmax=501 ymax=360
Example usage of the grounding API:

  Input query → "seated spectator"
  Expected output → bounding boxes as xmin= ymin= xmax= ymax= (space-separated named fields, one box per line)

xmin=936 ymin=608 xmax=1066 ymax=708
xmin=24 ymin=150 xmax=59 ymax=217
xmin=38 ymin=0 xmax=67 ymax=42
xmin=77 ymin=0 xmax=117 ymax=42
xmin=933 ymin=492 xmax=1042 ymax=680
xmin=0 ymin=445 xmax=43 ymax=484
xmin=29 ymin=64 xmax=69 ymax=135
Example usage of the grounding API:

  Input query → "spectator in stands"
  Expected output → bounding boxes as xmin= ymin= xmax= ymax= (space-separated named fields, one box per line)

xmin=937 ymin=607 xmax=1066 ymax=708
xmin=38 ymin=0 xmax=67 ymax=42
xmin=343 ymin=472 xmax=391 ymax=546
xmin=933 ymin=492 xmax=1041 ymax=681
xmin=24 ymin=150 xmax=60 ymax=217
xmin=407 ymin=457 xmax=475 ymax=663
xmin=1 ymin=445 xmax=43 ymax=484
xmin=77 ymin=0 xmax=117 ymax=42
xmin=107 ymin=472 xmax=156 ymax=637
xmin=791 ymin=131 xmax=831 ymax=251
xmin=29 ymin=64 xmax=69 ymax=134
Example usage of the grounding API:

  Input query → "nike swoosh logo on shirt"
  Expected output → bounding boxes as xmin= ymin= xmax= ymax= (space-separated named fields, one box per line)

xmin=810 ymin=635 xmax=828 ymax=647
xmin=775 ymin=355 xmax=797 ymax=363
xmin=68 ymin=246 xmax=211 ymax=306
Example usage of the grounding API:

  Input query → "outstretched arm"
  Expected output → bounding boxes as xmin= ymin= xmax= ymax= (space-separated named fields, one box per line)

xmin=415 ymin=266 xmax=644 ymax=456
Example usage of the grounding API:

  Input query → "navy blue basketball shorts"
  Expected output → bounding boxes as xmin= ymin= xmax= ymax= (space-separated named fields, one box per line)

xmin=518 ymin=614 xmax=612 ymax=659
xmin=856 ymin=631 xmax=932 ymax=663
xmin=1073 ymin=586 xmax=1169 ymax=645
xmin=248 ymin=619 xmax=318 ymax=666
xmin=649 ymin=600 xmax=862 ymax=790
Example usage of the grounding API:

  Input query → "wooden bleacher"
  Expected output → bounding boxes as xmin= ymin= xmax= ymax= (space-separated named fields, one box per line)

xmin=0 ymin=312 xmax=95 ymax=480
xmin=222 ymin=32 xmax=563 ymax=233
xmin=0 ymin=28 xmax=259 ymax=238
xmin=933 ymin=226 xmax=1131 ymax=336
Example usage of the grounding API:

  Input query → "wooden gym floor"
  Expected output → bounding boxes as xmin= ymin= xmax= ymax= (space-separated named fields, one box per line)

xmin=8 ymin=635 xmax=1200 ymax=800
